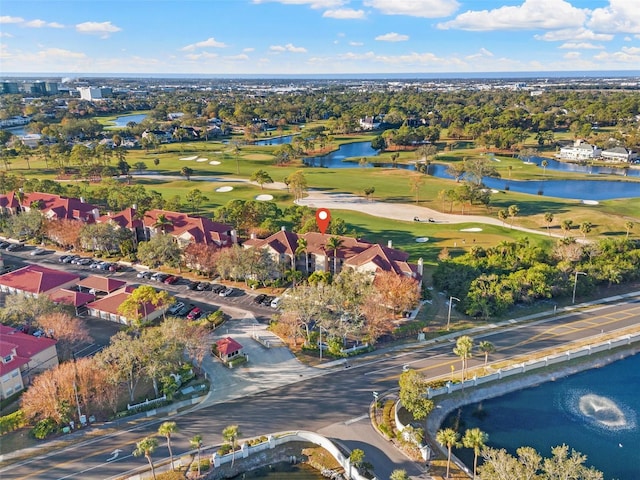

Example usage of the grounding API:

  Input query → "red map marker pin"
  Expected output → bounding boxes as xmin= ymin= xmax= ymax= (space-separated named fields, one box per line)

xmin=316 ymin=208 xmax=331 ymax=235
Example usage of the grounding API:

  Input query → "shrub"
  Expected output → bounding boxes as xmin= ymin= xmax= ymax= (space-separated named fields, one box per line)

xmin=0 ymin=409 xmax=26 ymax=435
xmin=190 ymin=458 xmax=210 ymax=472
xmin=31 ymin=418 xmax=57 ymax=439
xmin=218 ymin=443 xmax=233 ymax=455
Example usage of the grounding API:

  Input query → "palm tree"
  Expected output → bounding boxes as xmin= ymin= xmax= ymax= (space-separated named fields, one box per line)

xmin=180 ymin=166 xmax=193 ymax=181
xmin=507 ymin=204 xmax=519 ymax=226
xmin=250 ymin=169 xmax=273 ymax=190
xmin=561 ymin=219 xmax=573 ymax=238
xmin=326 ymin=236 xmax=344 ymax=274
xmin=478 ymin=340 xmax=495 ymax=366
xmin=222 ymin=424 xmax=240 ymax=467
xmin=453 ymin=335 xmax=474 ymax=382
xmin=498 ymin=209 xmax=508 ymax=226
xmin=436 ymin=428 xmax=460 ymax=479
xmin=152 ymin=213 xmax=173 ymax=234
xmin=462 ymin=428 xmax=488 ymax=479
xmin=296 ymin=237 xmax=309 ymax=274
xmin=190 ymin=434 xmax=203 ymax=476
xmin=158 ymin=421 xmax=178 ymax=471
xmin=133 ymin=436 xmax=159 ymax=480
xmin=232 ymin=141 xmax=241 ymax=174
xmin=544 ymin=212 xmax=554 ymax=236
xmin=541 ymin=159 xmax=548 ymax=177
xmin=580 ymin=221 xmax=592 ymax=238
xmin=625 ymin=221 xmax=634 ymax=239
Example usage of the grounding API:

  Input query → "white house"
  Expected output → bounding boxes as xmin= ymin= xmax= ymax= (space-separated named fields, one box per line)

xmin=558 ymin=140 xmax=602 ymax=161
xmin=600 ymin=147 xmax=638 ymax=163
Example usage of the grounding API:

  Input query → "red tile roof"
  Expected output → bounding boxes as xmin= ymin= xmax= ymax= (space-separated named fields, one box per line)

xmin=0 ymin=324 xmax=57 ymax=376
xmin=76 ymin=275 xmax=127 ymax=293
xmin=0 ymin=191 xmax=20 ymax=210
xmin=143 ymin=209 xmax=234 ymax=246
xmin=48 ymin=288 xmax=95 ymax=307
xmin=23 ymin=192 xmax=99 ymax=223
xmin=86 ymin=285 xmax=159 ymax=318
xmin=216 ymin=337 xmax=243 ymax=356
xmin=98 ymin=207 xmax=143 ymax=229
xmin=0 ymin=265 xmax=80 ymax=295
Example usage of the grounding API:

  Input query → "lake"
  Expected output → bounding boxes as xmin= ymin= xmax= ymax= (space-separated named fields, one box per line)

xmin=442 ymin=353 xmax=640 ymax=480
xmin=299 ymin=141 xmax=640 ymax=201
xmin=111 ymin=113 xmax=148 ymax=127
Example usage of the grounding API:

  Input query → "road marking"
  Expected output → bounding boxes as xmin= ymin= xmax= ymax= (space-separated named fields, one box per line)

xmin=344 ymin=414 xmax=368 ymax=425
xmin=106 ymin=448 xmax=122 ymax=462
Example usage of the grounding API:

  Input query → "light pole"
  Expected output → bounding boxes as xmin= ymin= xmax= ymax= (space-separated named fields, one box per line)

xmin=446 ymin=296 xmax=460 ymax=331
xmin=572 ymin=271 xmax=587 ymax=304
xmin=319 ymin=326 xmax=325 ymax=360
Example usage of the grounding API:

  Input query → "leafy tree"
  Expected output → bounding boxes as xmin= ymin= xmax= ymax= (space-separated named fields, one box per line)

xmin=580 ymin=221 xmax=592 ymax=238
xmin=185 ymin=188 xmax=208 ymax=214
xmin=222 ymin=424 xmax=240 ymax=467
xmin=409 ymin=175 xmax=425 ymax=203
xmin=158 ymin=421 xmax=179 ymax=471
xmin=250 ymin=169 xmax=274 ymax=190
xmin=453 ymin=336 xmax=474 ymax=381
xmin=183 ymin=242 xmax=219 ymax=276
xmin=373 ymin=270 xmax=420 ymax=315
xmin=436 ymin=428 xmax=461 ymax=479
xmin=463 ymin=428 xmax=488 ymax=479
xmin=561 ymin=219 xmax=574 ymax=238
xmin=326 ymin=236 xmax=344 ymax=274
xmin=6 ymin=208 xmax=43 ymax=240
xmin=136 ymin=234 xmax=182 ymax=270
xmin=286 ymin=170 xmax=308 ymax=201
xmin=398 ymin=369 xmax=434 ymax=421
xmin=79 ymin=222 xmax=132 ymax=253
xmin=133 ymin=436 xmax=159 ymax=480
xmin=363 ymin=186 xmax=375 ymax=201
xmin=180 ymin=166 xmax=193 ymax=181
xmin=625 ymin=221 xmax=634 ymax=239
xmin=349 ymin=448 xmax=365 ymax=469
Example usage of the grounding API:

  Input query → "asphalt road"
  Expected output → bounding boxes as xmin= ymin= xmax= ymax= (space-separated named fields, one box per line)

xmin=4 ymin=298 xmax=640 ymax=480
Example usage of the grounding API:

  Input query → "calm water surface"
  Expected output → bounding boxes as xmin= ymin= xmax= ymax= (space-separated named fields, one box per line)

xmin=112 ymin=113 xmax=147 ymax=127
xmin=231 ymin=461 xmax=324 ymax=479
xmin=443 ymin=353 xmax=640 ymax=480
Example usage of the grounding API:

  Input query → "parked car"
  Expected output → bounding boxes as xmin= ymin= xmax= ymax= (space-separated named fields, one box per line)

xmin=109 ymin=263 xmax=122 ymax=272
xmin=186 ymin=280 xmax=199 ymax=290
xmin=6 ymin=243 xmax=24 ymax=252
xmin=270 ymin=297 xmax=281 ymax=308
xmin=187 ymin=307 xmax=202 ymax=320
xmin=137 ymin=270 xmax=153 ymax=279
xmin=30 ymin=247 xmax=46 ymax=256
xmin=0 ymin=241 xmax=11 ymax=249
xmin=77 ymin=257 xmax=94 ymax=266
xmin=59 ymin=254 xmax=71 ymax=262
xmin=211 ymin=284 xmax=226 ymax=294
xmin=167 ymin=301 xmax=186 ymax=315
xmin=164 ymin=275 xmax=180 ymax=285
xmin=97 ymin=262 xmax=112 ymax=271
xmin=219 ymin=287 xmax=234 ymax=297
xmin=63 ymin=255 xmax=79 ymax=264
xmin=151 ymin=272 xmax=169 ymax=282
xmin=176 ymin=303 xmax=196 ymax=317
xmin=254 ymin=293 xmax=267 ymax=304
xmin=261 ymin=295 xmax=274 ymax=306
xmin=196 ymin=282 xmax=211 ymax=291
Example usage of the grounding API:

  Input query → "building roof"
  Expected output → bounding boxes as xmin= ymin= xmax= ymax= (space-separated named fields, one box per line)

xmin=0 ymin=191 xmax=20 ymax=210
xmin=48 ymin=288 xmax=95 ymax=307
xmin=76 ymin=275 xmax=127 ymax=293
xmin=22 ymin=192 xmax=99 ymax=223
xmin=0 ymin=265 xmax=80 ymax=295
xmin=0 ymin=324 xmax=57 ymax=376
xmin=86 ymin=285 xmax=159 ymax=319
xmin=143 ymin=209 xmax=234 ymax=246
xmin=98 ymin=207 xmax=143 ymax=229
xmin=344 ymin=243 xmax=415 ymax=277
xmin=216 ymin=337 xmax=243 ymax=356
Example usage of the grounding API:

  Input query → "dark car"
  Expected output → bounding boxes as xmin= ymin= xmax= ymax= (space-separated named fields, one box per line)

xmin=196 ymin=282 xmax=211 ymax=291
xmin=176 ymin=303 xmax=195 ymax=317
xmin=186 ymin=281 xmax=199 ymax=290
xmin=261 ymin=295 xmax=275 ymax=306
xmin=211 ymin=284 xmax=226 ymax=294
xmin=58 ymin=254 xmax=71 ymax=262
xmin=254 ymin=293 xmax=267 ymax=304
xmin=0 ymin=241 xmax=11 ymax=249
xmin=6 ymin=243 xmax=24 ymax=252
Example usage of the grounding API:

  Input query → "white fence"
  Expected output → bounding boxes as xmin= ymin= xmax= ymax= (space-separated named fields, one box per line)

xmin=211 ymin=430 xmax=373 ymax=480
xmin=127 ymin=395 xmax=166 ymax=411
xmin=425 ymin=332 xmax=640 ymax=399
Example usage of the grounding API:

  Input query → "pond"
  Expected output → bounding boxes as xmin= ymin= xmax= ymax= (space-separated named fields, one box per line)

xmin=231 ymin=461 xmax=325 ymax=479
xmin=111 ymin=113 xmax=148 ymax=127
xmin=300 ymin=141 xmax=640 ymax=201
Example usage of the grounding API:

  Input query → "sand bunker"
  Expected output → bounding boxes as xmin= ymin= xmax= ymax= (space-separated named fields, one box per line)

xmin=209 ymin=161 xmax=221 ymax=165
xmin=196 ymin=157 xmax=208 ymax=162
xmin=216 ymin=186 xmax=234 ymax=193
xmin=179 ymin=155 xmax=198 ymax=161
xmin=255 ymin=194 xmax=274 ymax=201
xmin=460 ymin=227 xmax=483 ymax=232
xmin=415 ymin=237 xmax=429 ymax=243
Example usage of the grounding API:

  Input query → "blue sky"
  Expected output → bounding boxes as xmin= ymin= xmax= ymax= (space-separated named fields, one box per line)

xmin=1 ymin=0 xmax=639 ymax=76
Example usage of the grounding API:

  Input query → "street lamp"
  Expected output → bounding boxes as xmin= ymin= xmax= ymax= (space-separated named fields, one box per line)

xmin=572 ymin=271 xmax=587 ymax=304
xmin=446 ymin=296 xmax=460 ymax=331
xmin=319 ymin=325 xmax=326 ymax=360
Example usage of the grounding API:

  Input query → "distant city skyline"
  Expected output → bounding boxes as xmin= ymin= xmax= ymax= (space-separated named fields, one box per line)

xmin=1 ymin=0 xmax=639 ymax=76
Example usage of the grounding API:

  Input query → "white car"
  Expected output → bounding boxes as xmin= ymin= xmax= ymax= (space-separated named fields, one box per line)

xmin=270 ymin=297 xmax=281 ymax=308
xmin=30 ymin=247 xmax=46 ymax=256
xmin=219 ymin=287 xmax=234 ymax=297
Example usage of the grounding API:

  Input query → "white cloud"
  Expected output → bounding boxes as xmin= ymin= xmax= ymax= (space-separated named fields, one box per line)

xmin=563 ymin=51 xmax=581 ymax=59
xmin=323 ymin=9 xmax=365 ymax=19
xmin=438 ymin=0 xmax=587 ymax=31
xmin=589 ymin=0 xmax=640 ymax=34
xmin=349 ymin=41 xmax=364 ymax=46
xmin=252 ymin=0 xmax=345 ymax=9
xmin=594 ymin=46 xmax=640 ymax=63
xmin=181 ymin=37 xmax=227 ymax=51
xmin=24 ymin=19 xmax=64 ymax=28
xmin=535 ymin=28 xmax=613 ymax=42
xmin=0 ymin=16 xmax=24 ymax=24
xmin=375 ymin=32 xmax=409 ymax=42
xmin=0 ymin=32 xmax=13 ymax=38
xmin=243 ymin=47 xmax=255 ymax=52
xmin=185 ymin=52 xmax=219 ymax=61
xmin=75 ymin=21 xmax=121 ymax=37
xmin=224 ymin=54 xmax=250 ymax=61
xmin=363 ymin=0 xmax=459 ymax=18
xmin=559 ymin=42 xmax=603 ymax=50
xmin=465 ymin=48 xmax=494 ymax=60
xmin=269 ymin=43 xmax=307 ymax=53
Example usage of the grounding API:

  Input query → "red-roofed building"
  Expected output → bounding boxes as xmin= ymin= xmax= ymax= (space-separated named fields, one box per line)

xmin=243 ymin=230 xmax=423 ymax=283
xmin=86 ymin=285 xmax=166 ymax=325
xmin=0 ymin=325 xmax=58 ymax=400
xmin=20 ymin=192 xmax=100 ymax=223
xmin=97 ymin=207 xmax=144 ymax=244
xmin=0 ymin=265 xmax=80 ymax=297
xmin=142 ymin=209 xmax=236 ymax=247
xmin=48 ymin=288 xmax=95 ymax=315
xmin=215 ymin=337 xmax=243 ymax=363
xmin=0 ymin=191 xmax=21 ymax=215
xmin=76 ymin=275 xmax=127 ymax=295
